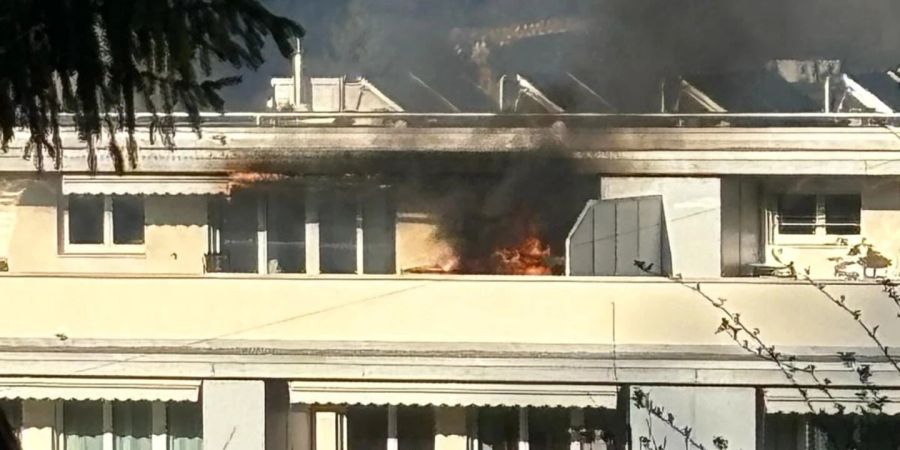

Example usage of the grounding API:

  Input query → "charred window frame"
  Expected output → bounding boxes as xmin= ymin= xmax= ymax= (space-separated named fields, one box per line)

xmin=62 ymin=194 xmax=145 ymax=254
xmin=771 ymin=193 xmax=861 ymax=244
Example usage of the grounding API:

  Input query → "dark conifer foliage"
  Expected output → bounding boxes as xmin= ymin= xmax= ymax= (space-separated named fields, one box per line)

xmin=0 ymin=0 xmax=303 ymax=170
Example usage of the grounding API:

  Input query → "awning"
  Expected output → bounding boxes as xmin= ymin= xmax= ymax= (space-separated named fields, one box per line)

xmin=0 ymin=377 xmax=200 ymax=402
xmin=765 ymin=388 xmax=900 ymax=415
xmin=62 ymin=175 xmax=229 ymax=195
xmin=288 ymin=381 xmax=617 ymax=408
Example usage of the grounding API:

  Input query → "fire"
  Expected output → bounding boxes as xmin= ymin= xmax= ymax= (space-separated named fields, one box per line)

xmin=492 ymin=234 xmax=553 ymax=275
xmin=227 ymin=172 xmax=289 ymax=192
xmin=404 ymin=216 xmax=558 ymax=276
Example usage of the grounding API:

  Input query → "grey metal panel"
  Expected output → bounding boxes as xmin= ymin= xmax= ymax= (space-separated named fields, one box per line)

xmin=567 ymin=196 xmax=663 ymax=276
xmin=567 ymin=201 xmax=596 ymax=276
xmin=615 ymin=199 xmax=640 ymax=275
xmin=720 ymin=178 xmax=743 ymax=277
xmin=592 ymin=200 xmax=617 ymax=276
xmin=637 ymin=196 xmax=663 ymax=275
xmin=739 ymin=179 xmax=762 ymax=275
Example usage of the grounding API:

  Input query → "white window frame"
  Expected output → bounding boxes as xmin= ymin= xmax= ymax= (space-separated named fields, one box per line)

xmin=209 ymin=186 xmax=397 ymax=275
xmin=769 ymin=193 xmax=861 ymax=246
xmin=61 ymin=194 xmax=145 ymax=255
xmin=54 ymin=399 xmax=172 ymax=450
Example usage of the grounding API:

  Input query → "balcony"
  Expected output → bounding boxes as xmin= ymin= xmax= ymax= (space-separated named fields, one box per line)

xmin=0 ymin=274 xmax=897 ymax=387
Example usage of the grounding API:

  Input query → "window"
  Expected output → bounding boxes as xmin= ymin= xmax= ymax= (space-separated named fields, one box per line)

xmin=65 ymin=195 xmax=145 ymax=252
xmin=216 ymin=191 xmax=259 ymax=273
xmin=347 ymin=406 xmax=388 ymax=450
xmin=59 ymin=400 xmax=202 ymax=450
xmin=64 ymin=401 xmax=104 ymax=450
xmin=319 ymin=191 xmax=358 ymax=274
xmin=208 ymin=186 xmax=394 ymax=275
xmin=478 ymin=407 xmax=519 ymax=450
xmin=774 ymin=194 xmax=860 ymax=243
xmin=764 ymin=413 xmax=900 ymax=450
xmin=113 ymin=401 xmax=152 ymax=450
xmin=210 ymin=191 xmax=305 ymax=274
xmin=0 ymin=399 xmax=21 ymax=441
xmin=167 ymin=402 xmax=203 ymax=450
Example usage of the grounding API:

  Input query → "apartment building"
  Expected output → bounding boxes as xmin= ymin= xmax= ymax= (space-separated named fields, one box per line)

xmin=0 ymin=58 xmax=899 ymax=450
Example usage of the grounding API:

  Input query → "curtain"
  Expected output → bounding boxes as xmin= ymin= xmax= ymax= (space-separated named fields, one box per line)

xmin=63 ymin=401 xmax=103 ymax=450
xmin=167 ymin=402 xmax=203 ymax=450
xmin=113 ymin=401 xmax=152 ymax=450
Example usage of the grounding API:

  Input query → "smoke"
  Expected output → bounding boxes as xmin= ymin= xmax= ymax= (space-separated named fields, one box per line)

xmin=410 ymin=151 xmax=595 ymax=274
xmin=216 ymin=0 xmax=900 ymax=110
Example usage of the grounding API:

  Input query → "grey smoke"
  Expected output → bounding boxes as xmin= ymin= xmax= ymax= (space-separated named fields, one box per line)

xmin=217 ymin=0 xmax=900 ymax=110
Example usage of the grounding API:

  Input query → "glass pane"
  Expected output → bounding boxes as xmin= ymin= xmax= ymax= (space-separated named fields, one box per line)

xmin=64 ymin=401 xmax=103 ymax=450
xmin=398 ymin=406 xmax=433 ymax=450
xmin=347 ymin=406 xmax=387 ymax=450
xmin=220 ymin=192 xmax=259 ymax=273
xmin=113 ymin=401 xmax=152 ymax=450
xmin=824 ymin=194 xmax=861 ymax=235
xmin=479 ymin=407 xmax=519 ymax=450
xmin=528 ymin=408 xmax=570 ymax=450
xmin=363 ymin=190 xmax=396 ymax=274
xmin=778 ymin=195 xmax=816 ymax=235
xmin=168 ymin=402 xmax=202 ymax=450
xmin=320 ymin=192 xmax=358 ymax=274
xmin=266 ymin=193 xmax=306 ymax=273
xmin=112 ymin=196 xmax=145 ymax=244
xmin=0 ymin=399 xmax=21 ymax=440
xmin=68 ymin=195 xmax=104 ymax=244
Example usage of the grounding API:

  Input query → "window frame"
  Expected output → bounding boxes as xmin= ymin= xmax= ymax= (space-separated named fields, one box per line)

xmin=54 ymin=399 xmax=196 ymax=450
xmin=208 ymin=186 xmax=396 ymax=275
xmin=769 ymin=192 xmax=861 ymax=245
xmin=61 ymin=194 xmax=146 ymax=255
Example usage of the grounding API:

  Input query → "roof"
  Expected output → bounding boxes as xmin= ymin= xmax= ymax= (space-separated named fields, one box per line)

xmin=685 ymin=70 xmax=820 ymax=113
xmin=850 ymin=72 xmax=900 ymax=110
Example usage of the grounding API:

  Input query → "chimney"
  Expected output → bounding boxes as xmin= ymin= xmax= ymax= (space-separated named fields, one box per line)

xmin=292 ymin=37 xmax=304 ymax=108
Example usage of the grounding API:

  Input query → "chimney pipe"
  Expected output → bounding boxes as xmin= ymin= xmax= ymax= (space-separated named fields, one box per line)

xmin=293 ymin=37 xmax=304 ymax=109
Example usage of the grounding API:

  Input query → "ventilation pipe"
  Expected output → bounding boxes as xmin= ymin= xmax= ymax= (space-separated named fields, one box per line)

xmin=292 ymin=37 xmax=304 ymax=108
xmin=498 ymin=74 xmax=507 ymax=111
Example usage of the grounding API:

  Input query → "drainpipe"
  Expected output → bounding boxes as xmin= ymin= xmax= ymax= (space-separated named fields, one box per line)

xmin=292 ymin=37 xmax=304 ymax=109
xmin=824 ymin=75 xmax=831 ymax=113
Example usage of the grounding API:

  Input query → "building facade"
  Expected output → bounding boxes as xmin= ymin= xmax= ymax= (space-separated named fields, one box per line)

xmin=0 ymin=107 xmax=899 ymax=450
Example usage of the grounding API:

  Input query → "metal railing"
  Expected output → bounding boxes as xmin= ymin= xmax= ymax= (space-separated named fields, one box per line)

xmin=55 ymin=111 xmax=900 ymax=129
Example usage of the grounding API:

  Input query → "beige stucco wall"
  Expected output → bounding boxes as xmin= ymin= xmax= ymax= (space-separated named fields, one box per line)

xmin=764 ymin=177 xmax=900 ymax=278
xmin=0 ymin=275 xmax=896 ymax=351
xmin=6 ymin=176 xmax=208 ymax=274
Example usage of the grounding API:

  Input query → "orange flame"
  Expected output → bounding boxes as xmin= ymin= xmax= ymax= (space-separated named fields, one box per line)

xmin=227 ymin=172 xmax=289 ymax=192
xmin=492 ymin=235 xmax=553 ymax=275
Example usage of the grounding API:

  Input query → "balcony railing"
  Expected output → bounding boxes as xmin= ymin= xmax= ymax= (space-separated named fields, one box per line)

xmin=52 ymin=111 xmax=900 ymax=129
